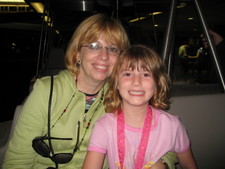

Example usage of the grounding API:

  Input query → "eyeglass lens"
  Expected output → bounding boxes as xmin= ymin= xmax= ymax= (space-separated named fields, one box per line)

xmin=83 ymin=42 xmax=120 ymax=54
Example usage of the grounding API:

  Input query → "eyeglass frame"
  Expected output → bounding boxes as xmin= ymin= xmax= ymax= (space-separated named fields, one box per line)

xmin=81 ymin=41 xmax=121 ymax=55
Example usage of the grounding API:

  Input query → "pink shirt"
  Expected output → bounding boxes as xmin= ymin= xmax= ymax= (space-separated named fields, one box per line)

xmin=88 ymin=107 xmax=190 ymax=168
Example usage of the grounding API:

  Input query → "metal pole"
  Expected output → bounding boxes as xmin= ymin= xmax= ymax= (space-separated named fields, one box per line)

xmin=161 ymin=0 xmax=177 ymax=64
xmin=193 ymin=0 xmax=225 ymax=91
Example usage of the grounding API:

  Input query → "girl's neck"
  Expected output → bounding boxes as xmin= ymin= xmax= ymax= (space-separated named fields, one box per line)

xmin=123 ymin=105 xmax=149 ymax=128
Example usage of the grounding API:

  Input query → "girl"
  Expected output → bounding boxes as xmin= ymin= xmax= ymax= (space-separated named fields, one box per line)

xmin=82 ymin=45 xmax=198 ymax=169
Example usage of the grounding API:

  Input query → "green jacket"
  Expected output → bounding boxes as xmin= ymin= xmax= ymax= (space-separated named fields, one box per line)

xmin=3 ymin=70 xmax=108 ymax=169
xmin=3 ymin=70 xmax=177 ymax=169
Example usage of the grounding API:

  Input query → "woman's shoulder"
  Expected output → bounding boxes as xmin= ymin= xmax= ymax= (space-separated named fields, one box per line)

xmin=35 ymin=70 xmax=74 ymax=88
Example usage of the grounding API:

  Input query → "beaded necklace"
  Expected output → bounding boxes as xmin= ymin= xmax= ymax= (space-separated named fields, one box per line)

xmin=48 ymin=89 xmax=104 ymax=149
xmin=78 ymin=92 xmax=104 ymax=148
xmin=49 ymin=92 xmax=76 ymax=130
xmin=83 ymin=91 xmax=99 ymax=127
xmin=117 ymin=106 xmax=152 ymax=169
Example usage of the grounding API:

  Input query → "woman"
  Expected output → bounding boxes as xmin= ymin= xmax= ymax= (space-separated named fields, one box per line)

xmin=3 ymin=14 xmax=176 ymax=169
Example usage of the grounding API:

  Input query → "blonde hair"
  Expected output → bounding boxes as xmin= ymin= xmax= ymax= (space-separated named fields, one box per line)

xmin=104 ymin=44 xmax=170 ymax=113
xmin=64 ymin=13 xmax=130 ymax=76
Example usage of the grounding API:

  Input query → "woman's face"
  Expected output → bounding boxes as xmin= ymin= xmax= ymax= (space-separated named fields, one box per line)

xmin=78 ymin=38 xmax=120 ymax=84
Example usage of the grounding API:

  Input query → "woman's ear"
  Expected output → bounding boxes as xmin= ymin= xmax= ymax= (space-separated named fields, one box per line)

xmin=76 ymin=52 xmax=82 ymax=64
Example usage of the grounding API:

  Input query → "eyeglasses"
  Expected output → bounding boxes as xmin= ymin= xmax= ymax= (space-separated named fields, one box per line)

xmin=32 ymin=121 xmax=80 ymax=166
xmin=82 ymin=42 xmax=121 ymax=55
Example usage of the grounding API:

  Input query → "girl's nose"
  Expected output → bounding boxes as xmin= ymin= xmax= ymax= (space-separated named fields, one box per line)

xmin=132 ymin=74 xmax=142 ymax=86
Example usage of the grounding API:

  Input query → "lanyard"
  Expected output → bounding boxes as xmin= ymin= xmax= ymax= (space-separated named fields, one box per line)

xmin=117 ymin=106 xmax=152 ymax=169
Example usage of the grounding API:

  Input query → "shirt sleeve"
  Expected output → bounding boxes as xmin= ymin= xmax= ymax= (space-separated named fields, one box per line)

xmin=173 ymin=117 xmax=190 ymax=153
xmin=88 ymin=118 xmax=108 ymax=154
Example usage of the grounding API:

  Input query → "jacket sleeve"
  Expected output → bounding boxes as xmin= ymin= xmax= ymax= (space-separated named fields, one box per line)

xmin=2 ymin=78 xmax=50 ymax=169
xmin=162 ymin=152 xmax=178 ymax=169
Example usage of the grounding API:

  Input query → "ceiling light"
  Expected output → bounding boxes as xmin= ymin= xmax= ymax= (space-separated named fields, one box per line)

xmin=188 ymin=17 xmax=194 ymax=20
xmin=149 ymin=12 xmax=163 ymax=16
xmin=129 ymin=17 xmax=146 ymax=23
xmin=177 ymin=2 xmax=186 ymax=8
xmin=30 ymin=2 xmax=44 ymax=13
xmin=0 ymin=0 xmax=25 ymax=2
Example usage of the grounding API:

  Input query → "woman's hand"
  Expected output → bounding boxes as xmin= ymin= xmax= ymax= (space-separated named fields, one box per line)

xmin=150 ymin=159 xmax=168 ymax=169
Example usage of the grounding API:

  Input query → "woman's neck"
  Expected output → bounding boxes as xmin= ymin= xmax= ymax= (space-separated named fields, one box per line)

xmin=76 ymin=76 xmax=105 ymax=95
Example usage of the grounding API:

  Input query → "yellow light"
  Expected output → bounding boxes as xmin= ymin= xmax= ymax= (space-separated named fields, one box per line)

xmin=188 ymin=17 xmax=194 ymax=20
xmin=30 ymin=2 xmax=44 ymax=13
xmin=154 ymin=24 xmax=159 ymax=27
xmin=177 ymin=2 xmax=186 ymax=8
xmin=55 ymin=30 xmax=60 ymax=35
xmin=0 ymin=4 xmax=28 ymax=6
xmin=0 ymin=0 xmax=25 ymax=2
xmin=149 ymin=12 xmax=163 ymax=16
xmin=129 ymin=17 xmax=146 ymax=23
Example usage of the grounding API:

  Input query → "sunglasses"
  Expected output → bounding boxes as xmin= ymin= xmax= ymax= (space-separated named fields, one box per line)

xmin=32 ymin=121 xmax=80 ymax=165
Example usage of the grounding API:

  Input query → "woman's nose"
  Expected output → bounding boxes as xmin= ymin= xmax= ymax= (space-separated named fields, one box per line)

xmin=99 ymin=47 xmax=109 ymax=60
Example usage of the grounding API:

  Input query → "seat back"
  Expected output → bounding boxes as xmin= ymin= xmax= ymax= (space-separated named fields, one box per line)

xmin=169 ymin=93 xmax=225 ymax=169
xmin=0 ymin=105 xmax=23 ymax=167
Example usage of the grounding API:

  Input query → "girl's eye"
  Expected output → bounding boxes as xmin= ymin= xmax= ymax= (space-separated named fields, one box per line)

xmin=123 ymin=72 xmax=132 ymax=77
xmin=143 ymin=73 xmax=151 ymax=77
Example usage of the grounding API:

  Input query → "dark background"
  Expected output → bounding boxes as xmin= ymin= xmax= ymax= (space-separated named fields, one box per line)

xmin=1 ymin=0 xmax=225 ymax=122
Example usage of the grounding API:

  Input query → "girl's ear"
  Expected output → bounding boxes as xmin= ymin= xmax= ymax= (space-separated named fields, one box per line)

xmin=116 ymin=81 xmax=119 ymax=90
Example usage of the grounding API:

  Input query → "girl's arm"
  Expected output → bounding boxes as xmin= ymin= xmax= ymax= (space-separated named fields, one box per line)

xmin=177 ymin=147 xmax=198 ymax=169
xmin=82 ymin=151 xmax=105 ymax=169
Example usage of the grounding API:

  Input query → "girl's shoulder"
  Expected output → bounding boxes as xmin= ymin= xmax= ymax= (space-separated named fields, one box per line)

xmin=96 ymin=113 xmax=116 ymax=125
xmin=152 ymin=107 xmax=181 ymax=128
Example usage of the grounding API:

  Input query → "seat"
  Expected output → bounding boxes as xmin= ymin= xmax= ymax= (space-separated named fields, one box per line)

xmin=0 ymin=105 xmax=23 ymax=167
xmin=169 ymin=93 xmax=225 ymax=169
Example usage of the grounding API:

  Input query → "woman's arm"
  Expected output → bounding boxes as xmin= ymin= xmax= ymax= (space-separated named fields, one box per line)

xmin=3 ymin=79 xmax=49 ymax=169
xmin=82 ymin=151 xmax=105 ymax=169
xmin=177 ymin=147 xmax=198 ymax=169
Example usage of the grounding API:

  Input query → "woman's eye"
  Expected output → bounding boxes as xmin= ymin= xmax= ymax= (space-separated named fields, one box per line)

xmin=90 ymin=43 xmax=101 ymax=50
xmin=109 ymin=47 xmax=119 ymax=53
xmin=143 ymin=73 xmax=151 ymax=77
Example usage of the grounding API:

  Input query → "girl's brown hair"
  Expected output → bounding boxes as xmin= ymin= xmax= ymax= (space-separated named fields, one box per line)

xmin=64 ymin=13 xmax=130 ymax=76
xmin=104 ymin=44 xmax=170 ymax=113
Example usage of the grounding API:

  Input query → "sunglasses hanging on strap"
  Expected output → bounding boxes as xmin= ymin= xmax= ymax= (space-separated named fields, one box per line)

xmin=32 ymin=76 xmax=80 ymax=169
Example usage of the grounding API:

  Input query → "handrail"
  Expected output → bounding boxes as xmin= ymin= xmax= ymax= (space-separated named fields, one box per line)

xmin=161 ymin=0 xmax=177 ymax=66
xmin=193 ymin=0 xmax=225 ymax=91
xmin=162 ymin=0 xmax=225 ymax=92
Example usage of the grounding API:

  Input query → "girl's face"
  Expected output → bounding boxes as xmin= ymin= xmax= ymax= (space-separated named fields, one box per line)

xmin=117 ymin=62 xmax=156 ymax=108
xmin=78 ymin=38 xmax=120 ymax=84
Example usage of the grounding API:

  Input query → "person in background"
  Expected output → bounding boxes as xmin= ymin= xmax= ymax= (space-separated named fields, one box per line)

xmin=200 ymin=29 xmax=225 ymax=80
xmin=178 ymin=42 xmax=190 ymax=76
xmin=82 ymin=45 xmax=198 ymax=169
xmin=3 ymin=14 xmax=176 ymax=169
xmin=200 ymin=29 xmax=224 ymax=48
